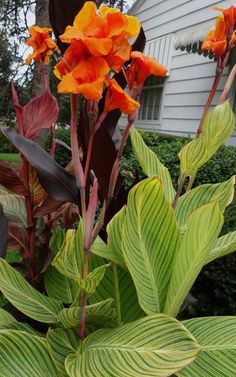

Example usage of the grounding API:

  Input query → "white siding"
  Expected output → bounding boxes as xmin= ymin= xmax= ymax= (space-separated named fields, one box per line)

xmin=130 ymin=0 xmax=236 ymax=145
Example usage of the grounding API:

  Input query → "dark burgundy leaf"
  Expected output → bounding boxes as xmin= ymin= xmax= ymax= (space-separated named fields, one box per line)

xmin=49 ymin=0 xmax=87 ymax=53
xmin=0 ymin=161 xmax=27 ymax=196
xmin=2 ymin=128 xmax=79 ymax=205
xmin=90 ymin=127 xmax=122 ymax=200
xmin=22 ymin=88 xmax=59 ymax=140
xmin=8 ymin=224 xmax=28 ymax=255
xmin=0 ymin=204 xmax=8 ymax=258
xmin=33 ymin=196 xmax=66 ymax=217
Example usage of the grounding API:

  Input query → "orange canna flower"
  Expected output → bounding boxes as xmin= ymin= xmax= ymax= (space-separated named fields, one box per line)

xmin=59 ymin=1 xmax=140 ymax=57
xmin=104 ymin=79 xmax=140 ymax=115
xmin=202 ymin=15 xmax=227 ymax=58
xmin=54 ymin=40 xmax=109 ymax=100
xmin=126 ymin=51 xmax=168 ymax=89
xmin=25 ymin=26 xmax=59 ymax=65
xmin=105 ymin=37 xmax=131 ymax=73
xmin=213 ymin=6 xmax=236 ymax=35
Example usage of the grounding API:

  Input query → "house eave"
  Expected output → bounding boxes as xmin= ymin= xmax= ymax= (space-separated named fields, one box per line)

xmin=128 ymin=0 xmax=146 ymax=15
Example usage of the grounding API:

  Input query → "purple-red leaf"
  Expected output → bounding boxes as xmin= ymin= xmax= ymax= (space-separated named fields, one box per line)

xmin=8 ymin=224 xmax=28 ymax=255
xmin=2 ymin=128 xmax=79 ymax=205
xmin=0 ymin=204 xmax=8 ymax=258
xmin=0 ymin=161 xmax=26 ymax=196
xmin=22 ymin=88 xmax=59 ymax=140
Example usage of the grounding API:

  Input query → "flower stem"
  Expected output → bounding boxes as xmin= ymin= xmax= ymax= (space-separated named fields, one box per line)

xmin=196 ymin=72 xmax=221 ymax=138
xmin=172 ymin=174 xmax=186 ymax=209
xmin=108 ymin=119 xmax=134 ymax=201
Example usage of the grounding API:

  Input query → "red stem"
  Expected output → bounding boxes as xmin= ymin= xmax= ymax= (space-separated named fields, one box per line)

xmin=196 ymin=72 xmax=221 ymax=138
xmin=108 ymin=119 xmax=134 ymax=201
xmin=70 ymin=94 xmax=86 ymax=218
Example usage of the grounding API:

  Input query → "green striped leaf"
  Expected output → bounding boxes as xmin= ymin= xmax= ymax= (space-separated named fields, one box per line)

xmin=0 ymin=322 xmax=42 ymax=336
xmin=130 ymin=127 xmax=175 ymax=203
xmin=46 ymin=224 xmax=79 ymax=304
xmin=122 ymin=177 xmax=180 ymax=314
xmin=0 ymin=330 xmax=58 ymax=377
xmin=206 ymin=230 xmax=236 ymax=264
xmin=179 ymin=101 xmax=235 ymax=176
xmin=176 ymin=177 xmax=235 ymax=226
xmin=57 ymin=299 xmax=117 ymax=328
xmin=0 ymin=192 xmax=27 ymax=226
xmin=164 ymin=201 xmax=223 ymax=317
xmin=47 ymin=328 xmax=80 ymax=377
xmin=0 ymin=308 xmax=17 ymax=325
xmin=80 ymin=263 xmax=111 ymax=294
xmin=52 ymin=221 xmax=84 ymax=281
xmin=177 ymin=317 xmax=236 ymax=377
xmin=92 ymin=206 xmax=126 ymax=269
xmin=0 ymin=259 xmax=63 ymax=323
xmin=50 ymin=224 xmax=65 ymax=256
xmin=65 ymin=314 xmax=200 ymax=377
xmin=89 ymin=256 xmax=144 ymax=323
xmin=45 ymin=265 xmax=79 ymax=304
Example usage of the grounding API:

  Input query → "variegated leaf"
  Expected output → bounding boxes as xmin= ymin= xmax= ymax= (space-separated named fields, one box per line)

xmin=65 ymin=314 xmax=200 ymax=377
xmin=130 ymin=127 xmax=175 ymax=203
xmin=122 ymin=177 xmax=180 ymax=314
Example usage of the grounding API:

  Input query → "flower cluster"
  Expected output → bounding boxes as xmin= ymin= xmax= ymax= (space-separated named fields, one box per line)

xmin=54 ymin=1 xmax=140 ymax=104
xmin=25 ymin=26 xmax=59 ymax=65
xmin=25 ymin=1 xmax=169 ymax=116
xmin=202 ymin=6 xmax=236 ymax=59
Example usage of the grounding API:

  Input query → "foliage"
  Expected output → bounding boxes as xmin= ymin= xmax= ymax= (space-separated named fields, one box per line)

xmin=0 ymin=2 xmax=236 ymax=377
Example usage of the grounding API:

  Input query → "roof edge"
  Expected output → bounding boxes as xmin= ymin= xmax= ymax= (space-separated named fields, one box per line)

xmin=128 ymin=0 xmax=146 ymax=15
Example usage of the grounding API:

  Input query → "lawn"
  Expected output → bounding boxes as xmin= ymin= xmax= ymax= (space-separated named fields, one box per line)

xmin=0 ymin=153 xmax=20 ymax=162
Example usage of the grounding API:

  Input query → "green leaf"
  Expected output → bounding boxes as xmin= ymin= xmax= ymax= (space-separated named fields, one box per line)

xmin=57 ymin=299 xmax=117 ymax=329
xmin=123 ymin=177 xmax=180 ymax=314
xmin=52 ymin=221 xmax=84 ymax=281
xmin=47 ymin=328 xmax=80 ymax=377
xmin=78 ymin=264 xmax=111 ymax=294
xmin=130 ymin=127 xmax=175 ymax=203
xmin=206 ymin=230 xmax=236 ymax=264
xmin=0 ymin=308 xmax=17 ymax=325
xmin=0 ymin=259 xmax=63 ymax=323
xmin=0 ymin=330 xmax=58 ymax=377
xmin=50 ymin=224 xmax=65 ymax=257
xmin=177 ymin=317 xmax=236 ymax=377
xmin=176 ymin=177 xmax=235 ymax=226
xmin=65 ymin=314 xmax=200 ymax=377
xmin=0 ymin=192 xmax=27 ymax=226
xmin=45 ymin=265 xmax=79 ymax=304
xmin=0 ymin=322 xmax=42 ymax=336
xmin=164 ymin=201 xmax=224 ymax=317
xmin=92 ymin=207 xmax=127 ymax=269
xmin=89 ymin=256 xmax=144 ymax=323
xmin=179 ymin=101 xmax=235 ymax=176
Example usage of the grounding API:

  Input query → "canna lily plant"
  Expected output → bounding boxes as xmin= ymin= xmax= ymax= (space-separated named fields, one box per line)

xmin=0 ymin=1 xmax=236 ymax=376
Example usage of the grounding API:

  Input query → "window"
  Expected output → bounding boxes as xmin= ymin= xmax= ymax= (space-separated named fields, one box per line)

xmin=138 ymin=76 xmax=164 ymax=121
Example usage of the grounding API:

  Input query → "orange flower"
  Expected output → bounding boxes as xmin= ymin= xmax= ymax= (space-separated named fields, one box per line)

xmin=25 ymin=26 xmax=59 ymax=65
xmin=104 ymin=79 xmax=140 ymax=115
xmin=60 ymin=1 xmax=140 ymax=57
xmin=126 ymin=51 xmax=168 ymax=89
xmin=105 ymin=37 xmax=131 ymax=73
xmin=213 ymin=6 xmax=236 ymax=35
xmin=54 ymin=40 xmax=109 ymax=100
xmin=202 ymin=15 xmax=227 ymax=58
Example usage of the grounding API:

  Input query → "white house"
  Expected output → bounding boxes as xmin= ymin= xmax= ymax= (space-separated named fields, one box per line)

xmin=128 ymin=0 xmax=236 ymax=145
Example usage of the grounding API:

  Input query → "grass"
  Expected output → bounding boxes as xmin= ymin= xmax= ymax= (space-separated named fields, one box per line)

xmin=0 ymin=153 xmax=20 ymax=162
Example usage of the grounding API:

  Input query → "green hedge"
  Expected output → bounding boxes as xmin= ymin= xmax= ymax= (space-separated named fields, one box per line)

xmin=1 ymin=128 xmax=236 ymax=316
